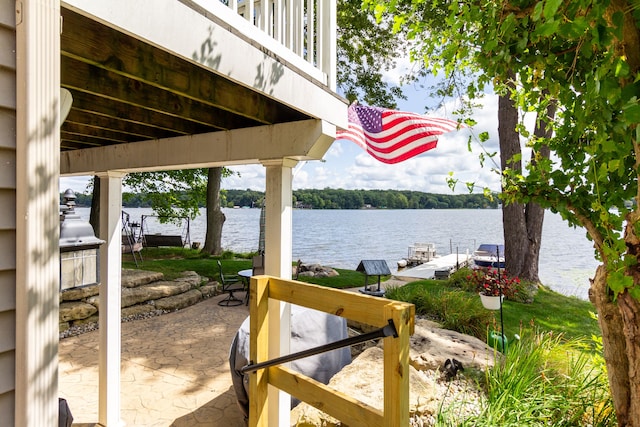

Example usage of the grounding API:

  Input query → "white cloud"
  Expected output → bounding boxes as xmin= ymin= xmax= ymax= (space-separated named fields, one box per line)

xmin=59 ymin=176 xmax=92 ymax=194
xmin=225 ymin=165 xmax=265 ymax=190
xmin=325 ymin=140 xmax=344 ymax=158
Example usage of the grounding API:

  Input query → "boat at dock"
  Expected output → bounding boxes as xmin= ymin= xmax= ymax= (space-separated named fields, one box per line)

xmin=472 ymin=244 xmax=505 ymax=268
xmin=398 ymin=243 xmax=437 ymax=268
xmin=396 ymin=252 xmax=471 ymax=280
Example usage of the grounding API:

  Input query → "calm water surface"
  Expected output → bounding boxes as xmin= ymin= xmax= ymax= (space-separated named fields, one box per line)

xmin=87 ymin=207 xmax=599 ymax=300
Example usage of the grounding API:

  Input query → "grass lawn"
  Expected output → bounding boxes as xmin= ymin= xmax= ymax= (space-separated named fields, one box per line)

xmin=123 ymin=247 xmax=600 ymax=342
xmin=385 ymin=278 xmax=600 ymax=343
xmin=122 ymin=247 xmax=377 ymax=289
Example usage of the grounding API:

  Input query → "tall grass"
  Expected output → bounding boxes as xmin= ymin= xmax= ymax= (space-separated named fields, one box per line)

xmin=448 ymin=331 xmax=615 ymax=426
xmin=386 ymin=283 xmax=494 ymax=339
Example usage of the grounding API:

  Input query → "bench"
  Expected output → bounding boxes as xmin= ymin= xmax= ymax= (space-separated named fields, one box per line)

xmin=143 ymin=234 xmax=185 ymax=247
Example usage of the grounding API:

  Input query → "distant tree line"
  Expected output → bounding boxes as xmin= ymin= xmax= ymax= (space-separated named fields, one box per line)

xmin=224 ymin=189 xmax=499 ymax=210
xmin=62 ymin=188 xmax=499 ymax=210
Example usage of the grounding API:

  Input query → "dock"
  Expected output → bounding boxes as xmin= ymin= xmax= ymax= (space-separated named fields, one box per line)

xmin=395 ymin=253 xmax=471 ymax=280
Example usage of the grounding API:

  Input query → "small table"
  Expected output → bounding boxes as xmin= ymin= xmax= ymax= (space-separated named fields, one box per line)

xmin=238 ymin=269 xmax=253 ymax=280
xmin=237 ymin=269 xmax=253 ymax=305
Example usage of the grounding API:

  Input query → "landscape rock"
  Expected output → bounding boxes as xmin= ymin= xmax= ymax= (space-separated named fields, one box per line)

xmin=120 ymin=280 xmax=193 ymax=308
xmin=154 ymin=289 xmax=202 ymax=311
xmin=296 ymin=263 xmax=339 ymax=278
xmin=121 ymin=269 xmax=164 ymax=288
xmin=73 ymin=314 xmax=99 ymax=325
xmin=199 ymin=283 xmax=219 ymax=299
xmin=59 ymin=270 xmax=210 ymax=335
xmin=172 ymin=270 xmax=203 ymax=287
xmin=409 ymin=318 xmax=500 ymax=371
xmin=60 ymin=301 xmax=97 ymax=322
xmin=291 ymin=318 xmax=496 ymax=426
xmin=60 ymin=284 xmax=99 ymax=301
xmin=121 ymin=303 xmax=158 ymax=318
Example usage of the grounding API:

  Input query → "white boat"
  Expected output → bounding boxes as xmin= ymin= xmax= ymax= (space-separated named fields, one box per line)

xmin=472 ymin=244 xmax=505 ymax=268
xmin=398 ymin=243 xmax=437 ymax=267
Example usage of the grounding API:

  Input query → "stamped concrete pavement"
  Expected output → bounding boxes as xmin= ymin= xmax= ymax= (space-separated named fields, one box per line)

xmin=59 ymin=293 xmax=249 ymax=427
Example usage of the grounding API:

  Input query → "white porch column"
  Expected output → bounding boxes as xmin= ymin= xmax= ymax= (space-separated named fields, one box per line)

xmin=15 ymin=1 xmax=61 ymax=425
xmin=263 ymin=158 xmax=297 ymax=426
xmin=96 ymin=172 xmax=125 ymax=426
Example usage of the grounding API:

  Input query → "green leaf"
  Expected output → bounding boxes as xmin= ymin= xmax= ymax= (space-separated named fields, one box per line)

xmin=532 ymin=2 xmax=544 ymax=21
xmin=533 ymin=21 xmax=560 ymax=38
xmin=543 ymin=0 xmax=563 ymax=19
xmin=608 ymin=270 xmax=633 ymax=294
xmin=615 ymin=58 xmax=630 ymax=78
xmin=624 ymin=103 xmax=640 ymax=123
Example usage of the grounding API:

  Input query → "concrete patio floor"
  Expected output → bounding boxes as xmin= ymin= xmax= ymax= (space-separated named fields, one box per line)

xmin=59 ymin=292 xmax=249 ymax=427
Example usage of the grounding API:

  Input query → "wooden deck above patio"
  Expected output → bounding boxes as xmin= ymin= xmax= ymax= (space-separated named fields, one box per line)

xmin=60 ymin=0 xmax=347 ymax=174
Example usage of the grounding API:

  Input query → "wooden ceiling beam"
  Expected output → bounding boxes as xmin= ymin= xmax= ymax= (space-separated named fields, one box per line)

xmin=61 ymin=122 xmax=140 ymax=143
xmin=60 ymin=7 xmax=306 ymax=125
xmin=63 ymin=89 xmax=219 ymax=136
xmin=61 ymin=56 xmax=263 ymax=130
xmin=64 ymin=109 xmax=184 ymax=140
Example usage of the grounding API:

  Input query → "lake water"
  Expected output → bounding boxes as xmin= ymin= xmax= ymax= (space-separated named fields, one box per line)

xmin=81 ymin=207 xmax=600 ymax=301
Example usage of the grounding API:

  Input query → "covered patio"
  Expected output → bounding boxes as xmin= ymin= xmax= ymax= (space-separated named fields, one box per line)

xmin=5 ymin=0 xmax=346 ymax=426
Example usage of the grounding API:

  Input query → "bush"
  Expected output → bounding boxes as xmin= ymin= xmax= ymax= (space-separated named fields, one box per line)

xmin=386 ymin=283 xmax=494 ymax=340
xmin=451 ymin=331 xmax=615 ymax=426
xmin=451 ymin=267 xmax=537 ymax=303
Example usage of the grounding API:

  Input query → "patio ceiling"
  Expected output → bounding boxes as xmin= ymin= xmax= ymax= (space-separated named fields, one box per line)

xmin=60 ymin=6 xmax=309 ymax=152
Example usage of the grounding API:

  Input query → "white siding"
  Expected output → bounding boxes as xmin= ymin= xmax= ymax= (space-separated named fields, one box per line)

xmin=0 ymin=0 xmax=15 ymax=423
xmin=14 ymin=0 xmax=61 ymax=425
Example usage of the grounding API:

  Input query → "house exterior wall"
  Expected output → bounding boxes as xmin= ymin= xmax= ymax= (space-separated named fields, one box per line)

xmin=0 ymin=0 xmax=16 ymax=423
xmin=14 ymin=0 xmax=61 ymax=426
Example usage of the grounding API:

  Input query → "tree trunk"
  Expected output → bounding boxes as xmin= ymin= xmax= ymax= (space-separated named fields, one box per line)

xmin=519 ymin=100 xmax=555 ymax=282
xmin=89 ymin=177 xmax=100 ymax=237
xmin=202 ymin=167 xmax=225 ymax=255
xmin=498 ymin=88 xmax=554 ymax=283
xmin=590 ymin=264 xmax=633 ymax=426
xmin=498 ymin=92 xmax=529 ymax=278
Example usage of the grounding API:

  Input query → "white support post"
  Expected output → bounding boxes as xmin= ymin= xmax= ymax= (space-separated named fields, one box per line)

xmin=245 ymin=0 xmax=254 ymax=24
xmin=15 ymin=1 xmax=61 ymax=425
xmin=263 ymin=158 xmax=297 ymax=426
xmin=318 ymin=0 xmax=336 ymax=90
xmin=306 ymin=0 xmax=314 ymax=64
xmin=260 ymin=0 xmax=269 ymax=33
xmin=294 ymin=0 xmax=304 ymax=56
xmin=97 ymin=172 xmax=126 ymax=427
xmin=274 ymin=0 xmax=283 ymax=43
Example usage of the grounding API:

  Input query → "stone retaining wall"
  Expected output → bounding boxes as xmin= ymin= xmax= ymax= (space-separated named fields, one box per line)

xmin=59 ymin=269 xmax=219 ymax=332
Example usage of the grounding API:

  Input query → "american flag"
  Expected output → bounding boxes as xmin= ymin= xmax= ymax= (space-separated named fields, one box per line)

xmin=336 ymin=103 xmax=461 ymax=164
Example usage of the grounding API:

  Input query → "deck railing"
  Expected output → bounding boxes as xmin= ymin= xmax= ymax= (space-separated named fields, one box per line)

xmin=193 ymin=0 xmax=336 ymax=90
xmin=246 ymin=276 xmax=415 ymax=426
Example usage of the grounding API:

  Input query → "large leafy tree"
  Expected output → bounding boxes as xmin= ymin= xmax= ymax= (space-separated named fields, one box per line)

xmin=369 ymin=0 xmax=640 ymax=424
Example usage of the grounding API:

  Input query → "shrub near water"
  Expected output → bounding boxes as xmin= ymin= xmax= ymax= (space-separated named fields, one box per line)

xmin=385 ymin=283 xmax=493 ymax=339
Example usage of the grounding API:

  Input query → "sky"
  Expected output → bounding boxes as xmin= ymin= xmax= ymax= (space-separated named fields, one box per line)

xmin=60 ymin=59 xmax=506 ymax=196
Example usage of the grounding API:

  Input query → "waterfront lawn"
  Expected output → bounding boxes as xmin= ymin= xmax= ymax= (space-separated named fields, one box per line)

xmin=122 ymin=247 xmax=374 ymax=289
xmin=123 ymin=249 xmax=599 ymax=341
xmin=385 ymin=279 xmax=600 ymax=343
xmin=122 ymin=247 xmax=249 ymax=281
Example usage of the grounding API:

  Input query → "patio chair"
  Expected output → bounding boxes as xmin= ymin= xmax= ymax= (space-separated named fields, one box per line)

xmin=252 ymin=254 xmax=264 ymax=276
xmin=217 ymin=260 xmax=246 ymax=307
